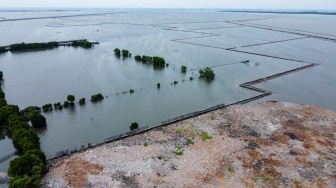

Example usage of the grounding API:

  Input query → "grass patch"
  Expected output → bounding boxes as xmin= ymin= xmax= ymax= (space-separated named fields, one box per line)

xmin=144 ymin=142 xmax=149 ymax=147
xmin=201 ymin=132 xmax=213 ymax=141
xmin=173 ymin=145 xmax=184 ymax=156
xmin=262 ymin=174 xmax=270 ymax=182
xmin=158 ymin=140 xmax=164 ymax=144
xmin=228 ymin=168 xmax=235 ymax=173
xmin=175 ymin=128 xmax=188 ymax=133
xmin=210 ymin=115 xmax=215 ymax=120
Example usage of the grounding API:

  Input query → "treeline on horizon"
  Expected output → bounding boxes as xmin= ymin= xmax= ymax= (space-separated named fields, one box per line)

xmin=9 ymin=42 xmax=59 ymax=51
xmin=0 ymin=40 xmax=93 ymax=53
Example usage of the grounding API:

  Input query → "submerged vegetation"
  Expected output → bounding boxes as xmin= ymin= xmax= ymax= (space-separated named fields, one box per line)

xmin=54 ymin=102 xmax=63 ymax=110
xmin=79 ymin=98 xmax=86 ymax=105
xmin=42 ymin=104 xmax=53 ymax=112
xmin=199 ymin=67 xmax=215 ymax=79
xmin=134 ymin=55 xmax=166 ymax=67
xmin=122 ymin=49 xmax=129 ymax=57
xmin=71 ymin=40 xmax=93 ymax=48
xmin=181 ymin=65 xmax=187 ymax=73
xmin=114 ymin=48 xmax=132 ymax=58
xmin=91 ymin=93 xmax=104 ymax=102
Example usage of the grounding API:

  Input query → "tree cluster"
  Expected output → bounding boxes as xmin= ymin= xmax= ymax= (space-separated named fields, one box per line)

xmin=0 ymin=82 xmax=46 ymax=188
xmin=10 ymin=42 xmax=58 ymax=51
xmin=53 ymin=102 xmax=63 ymax=110
xmin=67 ymin=95 xmax=75 ymax=106
xmin=199 ymin=67 xmax=215 ymax=79
xmin=91 ymin=93 xmax=104 ymax=102
xmin=0 ymin=71 xmax=3 ymax=80
xmin=42 ymin=104 xmax=53 ymax=112
xmin=71 ymin=40 xmax=93 ymax=48
xmin=8 ymin=149 xmax=46 ymax=188
xmin=122 ymin=49 xmax=129 ymax=57
xmin=114 ymin=48 xmax=132 ymax=58
xmin=114 ymin=48 xmax=121 ymax=56
xmin=20 ymin=106 xmax=41 ymax=121
xmin=134 ymin=55 xmax=166 ymax=67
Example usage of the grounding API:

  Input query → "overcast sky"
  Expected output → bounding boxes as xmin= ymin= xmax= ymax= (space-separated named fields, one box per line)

xmin=1 ymin=0 xmax=335 ymax=10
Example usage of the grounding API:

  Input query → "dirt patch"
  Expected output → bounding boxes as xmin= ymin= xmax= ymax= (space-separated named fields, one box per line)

xmin=63 ymin=158 xmax=103 ymax=187
xmin=41 ymin=102 xmax=336 ymax=188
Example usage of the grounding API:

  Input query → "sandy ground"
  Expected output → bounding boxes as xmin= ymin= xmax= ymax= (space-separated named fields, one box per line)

xmin=41 ymin=102 xmax=336 ymax=188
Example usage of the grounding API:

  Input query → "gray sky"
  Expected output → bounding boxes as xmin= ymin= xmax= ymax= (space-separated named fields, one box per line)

xmin=1 ymin=0 xmax=335 ymax=10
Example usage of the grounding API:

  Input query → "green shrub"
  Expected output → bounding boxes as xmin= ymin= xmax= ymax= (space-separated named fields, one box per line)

xmin=12 ymin=129 xmax=40 ymax=152
xmin=91 ymin=93 xmax=104 ymax=102
xmin=72 ymin=40 xmax=92 ymax=48
xmin=173 ymin=146 xmax=184 ymax=156
xmin=199 ymin=67 xmax=215 ymax=79
xmin=53 ymin=102 xmax=63 ymax=110
xmin=201 ymin=132 xmax=213 ymax=141
xmin=130 ymin=122 xmax=139 ymax=130
xmin=114 ymin=48 xmax=121 ymax=56
xmin=42 ymin=104 xmax=52 ymax=112
xmin=157 ymin=83 xmax=160 ymax=88
xmin=152 ymin=56 xmax=165 ymax=66
xmin=20 ymin=106 xmax=41 ymax=121
xmin=8 ymin=174 xmax=41 ymax=188
xmin=30 ymin=113 xmax=47 ymax=127
xmin=67 ymin=95 xmax=75 ymax=102
xmin=122 ymin=49 xmax=129 ymax=57
xmin=181 ymin=65 xmax=187 ymax=72
xmin=134 ymin=55 xmax=142 ymax=61
xmin=79 ymin=98 xmax=85 ymax=105
xmin=63 ymin=101 xmax=70 ymax=108
xmin=0 ymin=105 xmax=20 ymax=125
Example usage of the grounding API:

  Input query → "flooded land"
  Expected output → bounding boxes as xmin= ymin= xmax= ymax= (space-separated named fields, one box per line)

xmin=0 ymin=9 xmax=336 ymax=187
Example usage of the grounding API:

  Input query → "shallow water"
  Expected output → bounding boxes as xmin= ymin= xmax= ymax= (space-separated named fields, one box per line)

xmin=0 ymin=10 xmax=335 ymax=182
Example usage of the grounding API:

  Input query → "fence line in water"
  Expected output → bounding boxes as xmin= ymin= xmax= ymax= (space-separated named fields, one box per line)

xmin=0 ymin=177 xmax=10 ymax=184
xmin=0 ymin=151 xmax=18 ymax=164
